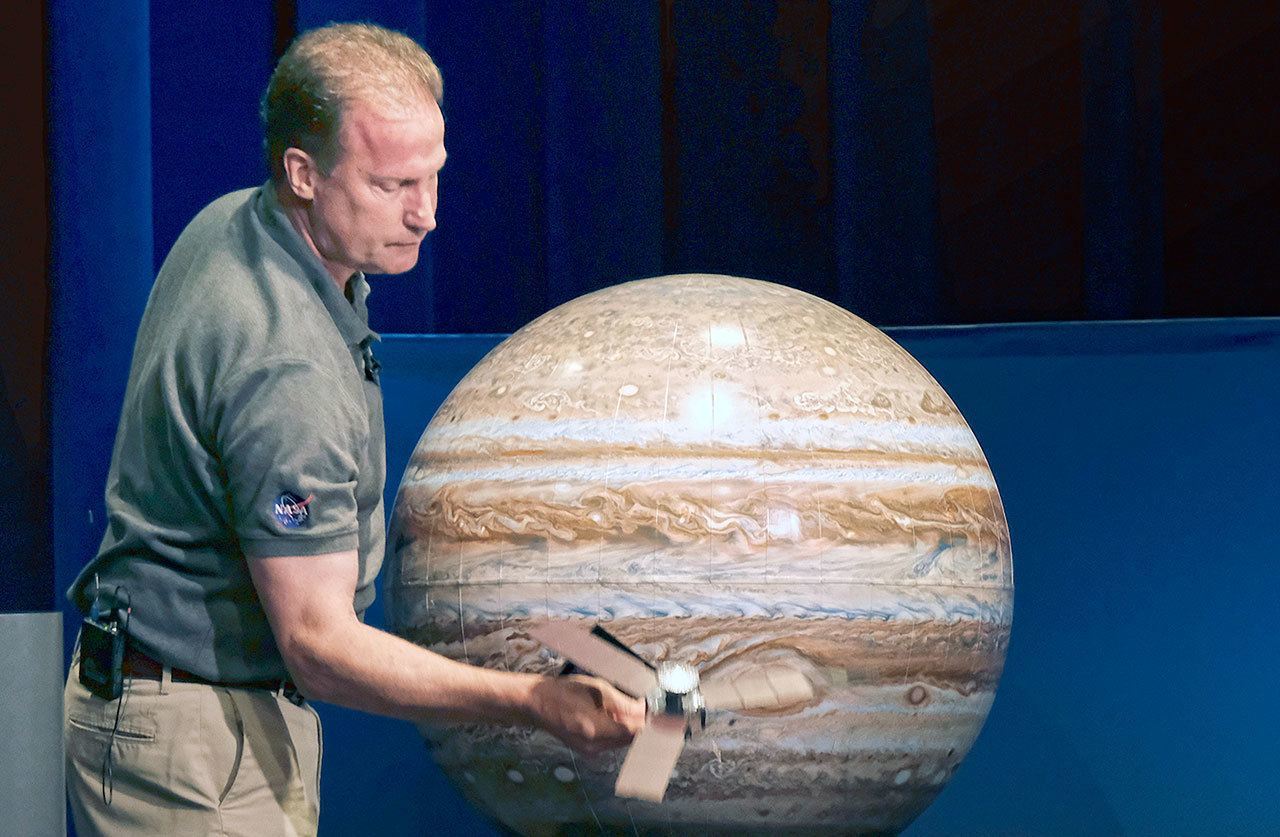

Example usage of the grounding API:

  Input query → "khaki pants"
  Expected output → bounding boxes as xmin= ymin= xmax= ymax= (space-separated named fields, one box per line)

xmin=64 ymin=650 xmax=322 ymax=836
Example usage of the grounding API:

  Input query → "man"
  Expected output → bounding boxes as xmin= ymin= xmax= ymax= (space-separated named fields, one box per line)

xmin=64 ymin=23 xmax=643 ymax=836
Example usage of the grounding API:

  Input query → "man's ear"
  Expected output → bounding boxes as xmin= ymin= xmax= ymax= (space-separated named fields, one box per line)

xmin=282 ymin=147 xmax=320 ymax=201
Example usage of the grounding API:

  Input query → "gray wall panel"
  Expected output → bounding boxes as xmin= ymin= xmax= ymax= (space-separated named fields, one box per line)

xmin=0 ymin=613 xmax=64 ymax=836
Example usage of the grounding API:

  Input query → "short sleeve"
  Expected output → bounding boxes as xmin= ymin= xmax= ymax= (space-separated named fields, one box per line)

xmin=216 ymin=359 xmax=366 ymax=557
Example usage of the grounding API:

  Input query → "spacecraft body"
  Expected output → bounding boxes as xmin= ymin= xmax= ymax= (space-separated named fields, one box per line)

xmin=386 ymin=275 xmax=1013 ymax=835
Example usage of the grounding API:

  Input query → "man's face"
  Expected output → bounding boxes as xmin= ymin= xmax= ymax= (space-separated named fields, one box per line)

xmin=306 ymin=97 xmax=446 ymax=281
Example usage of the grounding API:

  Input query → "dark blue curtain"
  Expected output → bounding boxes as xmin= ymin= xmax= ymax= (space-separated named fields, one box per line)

xmin=48 ymin=0 xmax=154 ymax=649
xmin=43 ymin=3 xmax=1279 ymax=834
xmin=832 ymin=0 xmax=943 ymax=324
xmin=58 ymin=1 xmax=1238 ymax=365
xmin=44 ymin=0 xmax=1189 ymax=665
xmin=53 ymin=0 xmax=1274 ymax=684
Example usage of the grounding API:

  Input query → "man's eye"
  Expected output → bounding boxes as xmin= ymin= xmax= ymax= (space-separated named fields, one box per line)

xmin=377 ymin=181 xmax=398 ymax=193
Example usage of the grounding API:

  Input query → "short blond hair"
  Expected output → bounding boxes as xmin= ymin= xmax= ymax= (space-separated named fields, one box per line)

xmin=261 ymin=22 xmax=443 ymax=181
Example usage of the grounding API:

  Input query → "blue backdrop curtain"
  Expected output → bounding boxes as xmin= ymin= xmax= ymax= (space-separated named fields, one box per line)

xmin=41 ymin=3 xmax=1280 ymax=835
xmin=56 ymin=0 xmax=1255 ymax=372
xmin=44 ymin=0 xmax=1184 ymax=675
xmin=48 ymin=0 xmax=154 ymax=651
xmin=48 ymin=0 xmax=1280 ymax=372
xmin=50 ymin=0 xmax=1280 ymax=696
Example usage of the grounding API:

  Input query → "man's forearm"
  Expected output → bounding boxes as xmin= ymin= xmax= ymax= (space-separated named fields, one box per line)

xmin=248 ymin=548 xmax=643 ymax=750
xmin=282 ymin=614 xmax=541 ymax=727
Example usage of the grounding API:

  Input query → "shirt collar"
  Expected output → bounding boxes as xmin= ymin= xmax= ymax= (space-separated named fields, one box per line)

xmin=254 ymin=182 xmax=381 ymax=348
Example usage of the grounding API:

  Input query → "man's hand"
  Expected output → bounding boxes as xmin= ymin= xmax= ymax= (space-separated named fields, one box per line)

xmin=528 ymin=674 xmax=646 ymax=756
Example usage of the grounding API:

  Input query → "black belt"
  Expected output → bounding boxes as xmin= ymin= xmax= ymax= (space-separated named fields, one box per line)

xmin=118 ymin=645 xmax=306 ymax=705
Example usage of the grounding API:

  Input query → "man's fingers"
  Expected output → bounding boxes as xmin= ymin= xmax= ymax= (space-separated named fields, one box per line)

xmin=532 ymin=673 xmax=649 ymax=753
xmin=564 ymin=674 xmax=607 ymax=709
xmin=593 ymin=679 xmax=647 ymax=732
xmin=566 ymin=674 xmax=646 ymax=731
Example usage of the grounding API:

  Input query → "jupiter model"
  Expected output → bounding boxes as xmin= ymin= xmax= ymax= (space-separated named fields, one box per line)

xmin=386 ymin=274 xmax=1014 ymax=835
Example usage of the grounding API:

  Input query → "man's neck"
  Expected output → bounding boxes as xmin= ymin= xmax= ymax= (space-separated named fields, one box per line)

xmin=274 ymin=183 xmax=355 ymax=294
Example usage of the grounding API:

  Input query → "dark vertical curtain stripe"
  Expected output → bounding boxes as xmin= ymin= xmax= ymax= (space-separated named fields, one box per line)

xmin=660 ymin=1 xmax=835 ymax=298
xmin=1082 ymin=0 xmax=1143 ymax=319
xmin=928 ymin=0 xmax=1087 ymax=322
xmin=1132 ymin=0 xmax=1165 ymax=318
xmin=274 ymin=0 xmax=298 ymax=59
xmin=0 ymin=395 xmax=48 ymax=612
xmin=659 ymin=0 xmax=681 ymax=270
xmin=831 ymin=0 xmax=943 ymax=325
xmin=0 ymin=2 xmax=51 ymax=612
xmin=543 ymin=2 xmax=664 ymax=305
xmin=1160 ymin=5 xmax=1280 ymax=316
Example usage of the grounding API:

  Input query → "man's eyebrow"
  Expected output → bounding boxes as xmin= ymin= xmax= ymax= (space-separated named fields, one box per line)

xmin=363 ymin=170 xmax=408 ymax=183
xmin=361 ymin=157 xmax=445 ymax=181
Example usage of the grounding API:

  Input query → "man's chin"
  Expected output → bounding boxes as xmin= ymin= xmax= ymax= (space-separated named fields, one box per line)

xmin=369 ymin=249 xmax=420 ymax=275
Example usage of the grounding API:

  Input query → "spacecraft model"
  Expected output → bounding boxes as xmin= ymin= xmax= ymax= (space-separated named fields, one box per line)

xmin=529 ymin=621 xmax=815 ymax=802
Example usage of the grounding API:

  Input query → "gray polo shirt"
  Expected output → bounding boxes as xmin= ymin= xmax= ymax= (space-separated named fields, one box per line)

xmin=69 ymin=183 xmax=386 ymax=684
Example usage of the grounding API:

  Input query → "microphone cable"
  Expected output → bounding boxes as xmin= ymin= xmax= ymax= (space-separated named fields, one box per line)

xmin=99 ymin=585 xmax=132 ymax=806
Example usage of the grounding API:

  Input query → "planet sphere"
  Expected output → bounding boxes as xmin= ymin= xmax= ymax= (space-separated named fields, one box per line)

xmin=386 ymin=275 xmax=1013 ymax=835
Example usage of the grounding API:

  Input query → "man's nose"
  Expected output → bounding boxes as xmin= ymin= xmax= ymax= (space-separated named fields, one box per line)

xmin=406 ymin=189 xmax=437 ymax=232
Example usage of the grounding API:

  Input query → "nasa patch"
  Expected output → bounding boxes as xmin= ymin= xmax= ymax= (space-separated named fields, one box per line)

xmin=273 ymin=492 xmax=314 ymax=529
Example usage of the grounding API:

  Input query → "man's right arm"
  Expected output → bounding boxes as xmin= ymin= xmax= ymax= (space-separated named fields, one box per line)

xmin=247 ymin=547 xmax=646 ymax=755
